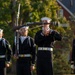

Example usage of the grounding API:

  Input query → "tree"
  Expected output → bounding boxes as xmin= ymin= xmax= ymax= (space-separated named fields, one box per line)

xmin=0 ymin=0 xmax=11 ymax=25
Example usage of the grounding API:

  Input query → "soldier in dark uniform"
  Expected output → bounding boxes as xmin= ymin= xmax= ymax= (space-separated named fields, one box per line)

xmin=13 ymin=26 xmax=36 ymax=75
xmin=34 ymin=17 xmax=62 ymax=75
xmin=0 ymin=28 xmax=12 ymax=75
xmin=70 ymin=39 xmax=75 ymax=73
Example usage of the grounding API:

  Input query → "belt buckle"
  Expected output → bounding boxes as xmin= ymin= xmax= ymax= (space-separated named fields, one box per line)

xmin=21 ymin=55 xmax=24 ymax=57
xmin=38 ymin=47 xmax=43 ymax=50
xmin=43 ymin=48 xmax=47 ymax=50
xmin=48 ymin=48 xmax=50 ymax=50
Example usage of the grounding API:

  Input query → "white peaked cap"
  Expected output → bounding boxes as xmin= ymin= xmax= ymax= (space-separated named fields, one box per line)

xmin=0 ymin=29 xmax=3 ymax=33
xmin=21 ymin=26 xmax=29 ymax=30
xmin=41 ymin=17 xmax=52 ymax=22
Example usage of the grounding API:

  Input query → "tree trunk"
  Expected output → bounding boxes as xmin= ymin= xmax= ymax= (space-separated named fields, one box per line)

xmin=10 ymin=0 xmax=17 ymax=27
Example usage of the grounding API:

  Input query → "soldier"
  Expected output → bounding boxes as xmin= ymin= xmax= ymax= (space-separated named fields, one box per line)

xmin=34 ymin=17 xmax=62 ymax=75
xmin=0 ymin=28 xmax=12 ymax=75
xmin=13 ymin=26 xmax=36 ymax=75
xmin=70 ymin=39 xmax=75 ymax=73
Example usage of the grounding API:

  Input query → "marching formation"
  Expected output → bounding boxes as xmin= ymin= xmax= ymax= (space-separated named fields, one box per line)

xmin=0 ymin=17 xmax=74 ymax=75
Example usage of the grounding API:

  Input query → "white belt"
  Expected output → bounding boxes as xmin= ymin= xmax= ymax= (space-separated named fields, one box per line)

xmin=0 ymin=55 xmax=5 ymax=58
xmin=19 ymin=54 xmax=31 ymax=57
xmin=38 ymin=47 xmax=53 ymax=51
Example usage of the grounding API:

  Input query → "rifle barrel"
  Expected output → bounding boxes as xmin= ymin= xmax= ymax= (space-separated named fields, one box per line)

xmin=13 ymin=22 xmax=51 ymax=31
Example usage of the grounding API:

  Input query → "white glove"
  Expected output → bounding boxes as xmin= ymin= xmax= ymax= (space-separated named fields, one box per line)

xmin=6 ymin=61 xmax=11 ymax=67
xmin=71 ymin=64 xmax=74 ymax=69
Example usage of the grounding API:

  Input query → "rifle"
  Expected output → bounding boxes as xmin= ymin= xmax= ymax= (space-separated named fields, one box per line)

xmin=15 ymin=3 xmax=20 ymax=57
xmin=13 ymin=22 xmax=51 ymax=31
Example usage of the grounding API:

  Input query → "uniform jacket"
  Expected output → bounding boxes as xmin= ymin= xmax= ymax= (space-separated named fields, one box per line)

xmin=13 ymin=36 xmax=36 ymax=64
xmin=35 ymin=30 xmax=62 ymax=47
xmin=0 ymin=38 xmax=12 ymax=68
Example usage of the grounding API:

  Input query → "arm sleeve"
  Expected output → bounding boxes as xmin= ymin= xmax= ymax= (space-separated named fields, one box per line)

xmin=12 ymin=36 xmax=19 ymax=56
xmin=53 ymin=31 xmax=62 ymax=41
xmin=30 ymin=38 xmax=36 ymax=64
xmin=6 ymin=40 xmax=12 ymax=61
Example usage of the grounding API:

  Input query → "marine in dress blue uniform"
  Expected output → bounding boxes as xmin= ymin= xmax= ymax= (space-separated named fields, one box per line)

xmin=13 ymin=26 xmax=36 ymax=75
xmin=0 ymin=29 xmax=12 ymax=75
xmin=34 ymin=17 xmax=62 ymax=75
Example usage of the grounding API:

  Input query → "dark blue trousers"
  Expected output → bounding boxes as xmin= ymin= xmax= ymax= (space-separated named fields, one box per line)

xmin=16 ymin=58 xmax=31 ymax=75
xmin=0 ymin=60 xmax=6 ymax=75
xmin=36 ymin=51 xmax=53 ymax=75
xmin=0 ymin=68 xmax=6 ymax=75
